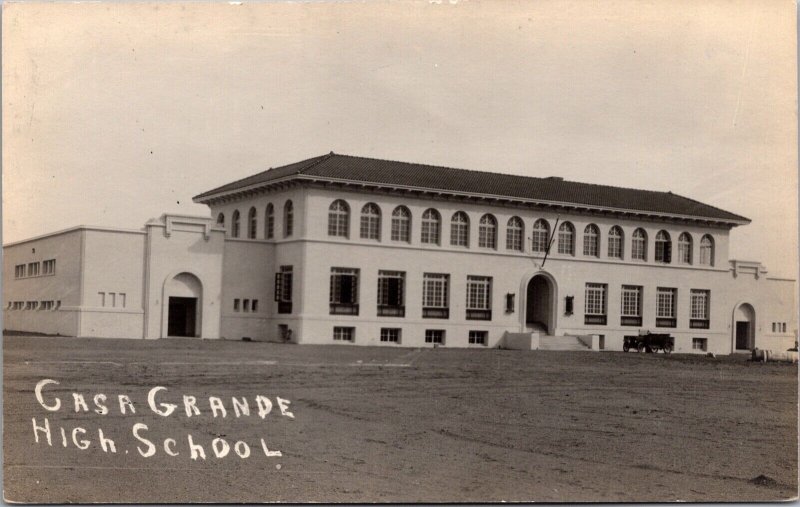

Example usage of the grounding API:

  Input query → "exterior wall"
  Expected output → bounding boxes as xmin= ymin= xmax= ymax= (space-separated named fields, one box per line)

xmin=143 ymin=215 xmax=225 ymax=339
xmin=3 ymin=184 xmax=795 ymax=353
xmin=3 ymin=228 xmax=84 ymax=336
xmin=219 ymin=240 xmax=275 ymax=341
xmin=208 ymin=186 xmax=307 ymax=241
xmin=79 ymin=229 xmax=146 ymax=338
xmin=277 ymin=185 xmax=795 ymax=353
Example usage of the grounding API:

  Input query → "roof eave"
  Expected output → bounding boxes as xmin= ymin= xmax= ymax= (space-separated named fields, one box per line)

xmin=193 ymin=174 xmax=750 ymax=227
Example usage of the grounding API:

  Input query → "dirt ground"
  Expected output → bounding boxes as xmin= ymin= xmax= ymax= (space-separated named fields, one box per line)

xmin=3 ymin=334 xmax=797 ymax=503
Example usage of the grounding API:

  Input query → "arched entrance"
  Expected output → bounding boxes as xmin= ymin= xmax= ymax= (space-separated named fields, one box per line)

xmin=733 ymin=303 xmax=756 ymax=351
xmin=524 ymin=273 xmax=557 ymax=335
xmin=164 ymin=272 xmax=202 ymax=337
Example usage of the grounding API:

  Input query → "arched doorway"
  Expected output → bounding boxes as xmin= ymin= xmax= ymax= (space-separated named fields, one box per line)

xmin=525 ymin=273 xmax=556 ymax=335
xmin=733 ymin=303 xmax=756 ymax=351
xmin=164 ymin=272 xmax=202 ymax=337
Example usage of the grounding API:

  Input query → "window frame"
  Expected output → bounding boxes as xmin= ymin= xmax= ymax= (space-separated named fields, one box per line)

xmin=377 ymin=270 xmax=406 ymax=317
xmin=631 ymin=228 xmax=647 ymax=261
xmin=557 ymin=222 xmax=575 ymax=255
xmin=329 ymin=267 xmax=360 ymax=315
xmin=421 ymin=209 xmax=441 ymax=245
xmin=390 ymin=206 xmax=411 ymax=242
xmin=466 ymin=275 xmax=492 ymax=321
xmin=584 ymin=283 xmax=608 ymax=325
xmin=608 ymin=226 xmax=624 ymax=259
xmin=620 ymin=285 xmax=643 ymax=326
xmin=359 ymin=203 xmax=381 ymax=241
xmin=506 ymin=216 xmax=524 ymax=251
xmin=689 ymin=289 xmax=710 ymax=329
xmin=655 ymin=230 xmax=672 ymax=264
xmin=328 ymin=200 xmax=350 ymax=238
xmin=478 ymin=214 xmax=498 ymax=249
xmin=422 ymin=273 xmax=449 ymax=318
xmin=656 ymin=287 xmax=677 ymax=327
xmin=450 ymin=211 xmax=470 ymax=247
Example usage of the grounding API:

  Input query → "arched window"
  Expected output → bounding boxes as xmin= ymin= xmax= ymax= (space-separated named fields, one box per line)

xmin=328 ymin=200 xmax=350 ymax=238
xmin=421 ymin=208 xmax=441 ymax=245
xmin=583 ymin=224 xmax=599 ymax=257
xmin=608 ymin=226 xmax=623 ymax=259
xmin=232 ymin=210 xmax=241 ymax=238
xmin=557 ymin=222 xmax=575 ymax=255
xmin=248 ymin=207 xmax=257 ymax=239
xmin=699 ymin=235 xmax=714 ymax=266
xmin=678 ymin=232 xmax=692 ymax=264
xmin=450 ymin=211 xmax=470 ymax=247
xmin=632 ymin=228 xmax=647 ymax=260
xmin=532 ymin=219 xmax=550 ymax=253
xmin=506 ymin=216 xmax=524 ymax=251
xmin=216 ymin=213 xmax=225 ymax=227
xmin=655 ymin=230 xmax=671 ymax=263
xmin=360 ymin=203 xmax=381 ymax=240
xmin=391 ymin=206 xmax=411 ymax=242
xmin=265 ymin=203 xmax=274 ymax=239
xmin=479 ymin=214 xmax=497 ymax=249
xmin=283 ymin=200 xmax=293 ymax=237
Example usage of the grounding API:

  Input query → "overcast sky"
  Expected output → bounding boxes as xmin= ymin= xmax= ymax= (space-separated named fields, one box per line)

xmin=3 ymin=0 xmax=797 ymax=277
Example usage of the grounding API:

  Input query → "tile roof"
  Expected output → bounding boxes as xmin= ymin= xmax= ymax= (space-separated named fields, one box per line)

xmin=193 ymin=152 xmax=749 ymax=224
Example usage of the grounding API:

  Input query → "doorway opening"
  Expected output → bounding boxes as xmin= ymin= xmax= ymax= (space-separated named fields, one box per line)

xmin=168 ymin=297 xmax=197 ymax=337
xmin=526 ymin=274 xmax=555 ymax=335
xmin=734 ymin=303 xmax=756 ymax=351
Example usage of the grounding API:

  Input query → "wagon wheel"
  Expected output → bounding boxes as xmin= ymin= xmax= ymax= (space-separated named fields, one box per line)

xmin=623 ymin=344 xmax=630 ymax=352
xmin=650 ymin=345 xmax=659 ymax=354
xmin=663 ymin=343 xmax=673 ymax=354
xmin=637 ymin=342 xmax=646 ymax=353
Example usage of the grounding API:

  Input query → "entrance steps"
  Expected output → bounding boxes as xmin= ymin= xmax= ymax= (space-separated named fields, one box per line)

xmin=501 ymin=331 xmax=596 ymax=351
xmin=539 ymin=334 xmax=593 ymax=351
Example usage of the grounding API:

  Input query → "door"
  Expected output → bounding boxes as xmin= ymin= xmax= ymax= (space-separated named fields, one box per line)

xmin=735 ymin=321 xmax=750 ymax=350
xmin=168 ymin=297 xmax=197 ymax=337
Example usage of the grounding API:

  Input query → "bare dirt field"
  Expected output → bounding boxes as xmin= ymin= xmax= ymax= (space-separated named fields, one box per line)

xmin=3 ymin=333 xmax=797 ymax=503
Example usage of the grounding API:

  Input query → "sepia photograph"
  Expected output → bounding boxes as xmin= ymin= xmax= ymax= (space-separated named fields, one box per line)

xmin=2 ymin=0 xmax=798 ymax=503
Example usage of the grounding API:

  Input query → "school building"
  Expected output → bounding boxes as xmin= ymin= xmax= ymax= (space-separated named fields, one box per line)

xmin=3 ymin=153 xmax=797 ymax=354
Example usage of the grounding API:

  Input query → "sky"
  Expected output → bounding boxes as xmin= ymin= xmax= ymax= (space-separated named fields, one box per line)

xmin=2 ymin=0 xmax=797 ymax=277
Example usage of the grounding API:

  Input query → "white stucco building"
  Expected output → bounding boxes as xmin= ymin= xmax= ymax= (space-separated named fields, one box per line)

xmin=3 ymin=153 xmax=797 ymax=354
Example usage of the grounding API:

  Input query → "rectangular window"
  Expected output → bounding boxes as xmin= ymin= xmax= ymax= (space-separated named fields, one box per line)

xmin=466 ymin=276 xmax=492 ymax=320
xmin=119 ymin=293 xmax=126 ymax=308
xmin=15 ymin=264 xmax=25 ymax=278
xmin=656 ymin=287 xmax=677 ymax=327
xmin=584 ymin=283 xmax=607 ymax=325
xmin=330 ymin=268 xmax=360 ymax=315
xmin=690 ymin=289 xmax=710 ymax=329
xmin=377 ymin=270 xmax=405 ymax=317
xmin=252 ymin=299 xmax=258 ymax=312
xmin=41 ymin=301 xmax=54 ymax=311
xmin=234 ymin=298 xmax=240 ymax=312
xmin=109 ymin=292 xmax=116 ymax=307
xmin=468 ymin=330 xmax=487 ymax=346
xmin=42 ymin=259 xmax=56 ymax=275
xmin=505 ymin=293 xmax=515 ymax=313
xmin=275 ymin=266 xmax=293 ymax=313
xmin=425 ymin=329 xmax=445 ymax=345
xmin=99 ymin=292 xmax=106 ymax=307
xmin=333 ymin=327 xmax=355 ymax=342
xmin=380 ymin=328 xmax=401 ymax=343
xmin=620 ymin=285 xmax=642 ymax=326
xmin=422 ymin=273 xmax=449 ymax=318
xmin=28 ymin=262 xmax=40 ymax=277
xmin=243 ymin=299 xmax=250 ymax=312
xmin=692 ymin=337 xmax=707 ymax=351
